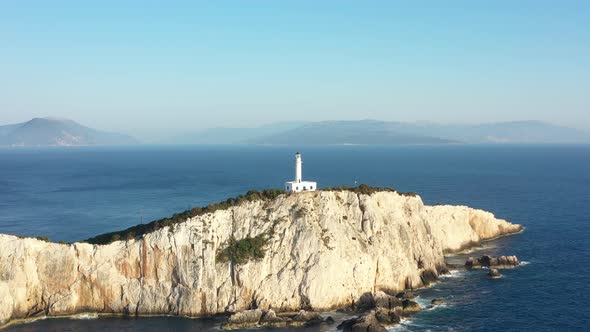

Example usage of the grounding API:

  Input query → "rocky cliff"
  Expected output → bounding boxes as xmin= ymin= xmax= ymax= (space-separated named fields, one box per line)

xmin=0 ymin=190 xmax=522 ymax=327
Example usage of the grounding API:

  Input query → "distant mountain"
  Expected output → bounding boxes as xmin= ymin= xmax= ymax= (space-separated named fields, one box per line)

xmin=249 ymin=120 xmax=457 ymax=145
xmin=8 ymin=118 xmax=583 ymax=146
xmin=172 ymin=120 xmax=589 ymax=145
xmin=379 ymin=120 xmax=590 ymax=144
xmin=163 ymin=121 xmax=309 ymax=144
xmin=0 ymin=117 xmax=138 ymax=146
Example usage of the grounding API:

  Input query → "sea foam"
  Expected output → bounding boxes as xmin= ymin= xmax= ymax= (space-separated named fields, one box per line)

xmin=70 ymin=313 xmax=98 ymax=320
xmin=439 ymin=270 xmax=465 ymax=279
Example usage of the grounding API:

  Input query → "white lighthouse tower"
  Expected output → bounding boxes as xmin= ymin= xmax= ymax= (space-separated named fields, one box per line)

xmin=285 ymin=152 xmax=317 ymax=193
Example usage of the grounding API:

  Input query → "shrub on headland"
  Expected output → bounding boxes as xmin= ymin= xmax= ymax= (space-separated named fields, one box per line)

xmin=322 ymin=184 xmax=417 ymax=197
xmin=84 ymin=189 xmax=286 ymax=245
xmin=39 ymin=186 xmax=413 ymax=246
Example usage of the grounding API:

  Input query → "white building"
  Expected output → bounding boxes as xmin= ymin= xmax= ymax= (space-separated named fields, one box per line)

xmin=285 ymin=152 xmax=317 ymax=193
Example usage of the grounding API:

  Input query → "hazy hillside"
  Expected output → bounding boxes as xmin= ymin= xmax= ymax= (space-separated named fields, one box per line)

xmin=4 ymin=118 xmax=586 ymax=146
xmin=244 ymin=120 xmax=590 ymax=145
xmin=250 ymin=120 xmax=456 ymax=145
xmin=387 ymin=120 xmax=590 ymax=144
xmin=0 ymin=117 xmax=138 ymax=146
xmin=163 ymin=121 xmax=308 ymax=144
xmin=157 ymin=119 xmax=590 ymax=145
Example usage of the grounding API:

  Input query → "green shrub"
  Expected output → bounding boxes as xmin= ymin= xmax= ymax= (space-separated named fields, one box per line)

xmin=322 ymin=184 xmax=417 ymax=197
xmin=82 ymin=186 xmax=416 ymax=246
xmin=85 ymin=189 xmax=286 ymax=245
xmin=397 ymin=191 xmax=418 ymax=197
xmin=216 ymin=234 xmax=269 ymax=265
xmin=21 ymin=185 xmax=419 ymax=246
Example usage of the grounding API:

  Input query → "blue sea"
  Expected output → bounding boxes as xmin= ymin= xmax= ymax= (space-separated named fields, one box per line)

xmin=1 ymin=145 xmax=589 ymax=331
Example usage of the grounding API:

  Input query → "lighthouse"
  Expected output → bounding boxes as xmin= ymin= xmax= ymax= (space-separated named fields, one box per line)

xmin=285 ymin=152 xmax=317 ymax=193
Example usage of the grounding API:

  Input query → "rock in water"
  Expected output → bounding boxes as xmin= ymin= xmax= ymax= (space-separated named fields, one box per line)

xmin=487 ymin=269 xmax=502 ymax=279
xmin=466 ymin=255 xmax=520 ymax=269
xmin=259 ymin=309 xmax=287 ymax=327
xmin=375 ymin=307 xmax=401 ymax=324
xmin=224 ymin=309 xmax=325 ymax=329
xmin=292 ymin=310 xmax=324 ymax=325
xmin=431 ymin=299 xmax=445 ymax=305
xmin=401 ymin=300 xmax=421 ymax=315
xmin=0 ymin=190 xmax=523 ymax=327
xmin=395 ymin=291 xmax=416 ymax=300
xmin=374 ymin=291 xmax=402 ymax=309
xmin=337 ymin=310 xmax=389 ymax=332
xmin=222 ymin=309 xmax=263 ymax=329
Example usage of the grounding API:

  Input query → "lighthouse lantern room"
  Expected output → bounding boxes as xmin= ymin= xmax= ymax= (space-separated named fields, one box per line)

xmin=285 ymin=152 xmax=317 ymax=193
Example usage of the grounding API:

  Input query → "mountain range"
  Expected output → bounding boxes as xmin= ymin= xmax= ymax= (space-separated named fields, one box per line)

xmin=1 ymin=118 xmax=589 ymax=146
xmin=167 ymin=120 xmax=590 ymax=145
xmin=0 ymin=117 xmax=138 ymax=147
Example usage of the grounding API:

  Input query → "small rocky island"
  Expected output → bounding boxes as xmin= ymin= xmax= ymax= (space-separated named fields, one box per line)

xmin=0 ymin=186 xmax=523 ymax=329
xmin=466 ymin=254 xmax=520 ymax=269
xmin=466 ymin=254 xmax=522 ymax=280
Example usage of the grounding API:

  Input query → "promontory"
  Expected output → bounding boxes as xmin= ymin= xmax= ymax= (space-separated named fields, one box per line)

xmin=0 ymin=187 xmax=522 ymax=328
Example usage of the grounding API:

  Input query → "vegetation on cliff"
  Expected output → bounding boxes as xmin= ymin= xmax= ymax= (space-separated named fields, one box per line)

xmin=82 ymin=185 xmax=414 ymax=245
xmin=322 ymin=184 xmax=418 ymax=197
xmin=216 ymin=234 xmax=269 ymax=264
xmin=85 ymin=189 xmax=285 ymax=245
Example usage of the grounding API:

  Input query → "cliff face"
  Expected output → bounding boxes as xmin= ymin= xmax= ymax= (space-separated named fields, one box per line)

xmin=0 ymin=191 xmax=522 ymax=326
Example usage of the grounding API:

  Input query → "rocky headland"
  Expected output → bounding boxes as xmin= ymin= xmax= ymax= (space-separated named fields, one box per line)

xmin=0 ymin=187 xmax=523 ymax=328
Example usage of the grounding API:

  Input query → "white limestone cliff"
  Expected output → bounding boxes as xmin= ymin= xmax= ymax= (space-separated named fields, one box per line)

xmin=0 ymin=190 xmax=522 ymax=327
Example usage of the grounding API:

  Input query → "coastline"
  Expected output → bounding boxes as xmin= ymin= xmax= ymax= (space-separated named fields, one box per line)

xmin=0 ymin=230 xmax=524 ymax=331
xmin=0 ymin=188 xmax=523 ymax=329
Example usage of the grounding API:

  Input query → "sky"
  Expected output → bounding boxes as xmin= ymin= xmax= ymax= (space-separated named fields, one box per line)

xmin=0 ymin=0 xmax=589 ymax=137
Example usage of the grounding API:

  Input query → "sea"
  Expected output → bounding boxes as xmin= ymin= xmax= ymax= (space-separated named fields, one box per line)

xmin=0 ymin=144 xmax=589 ymax=331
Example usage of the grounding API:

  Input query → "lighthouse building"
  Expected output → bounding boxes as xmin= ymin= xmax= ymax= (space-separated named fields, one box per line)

xmin=285 ymin=152 xmax=317 ymax=193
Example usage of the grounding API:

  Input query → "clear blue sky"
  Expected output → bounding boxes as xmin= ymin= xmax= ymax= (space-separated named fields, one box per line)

xmin=1 ymin=0 xmax=589 ymax=135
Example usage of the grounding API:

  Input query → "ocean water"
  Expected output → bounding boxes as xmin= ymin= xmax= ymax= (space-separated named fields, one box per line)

xmin=1 ymin=144 xmax=589 ymax=331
